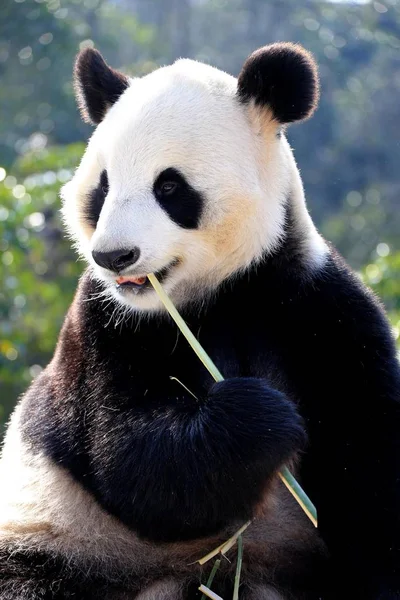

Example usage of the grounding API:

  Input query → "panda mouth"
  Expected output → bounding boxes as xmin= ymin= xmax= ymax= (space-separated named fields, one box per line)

xmin=116 ymin=275 xmax=147 ymax=289
xmin=115 ymin=260 xmax=179 ymax=294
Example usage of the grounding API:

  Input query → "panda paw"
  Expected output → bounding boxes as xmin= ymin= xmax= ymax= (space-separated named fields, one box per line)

xmin=206 ymin=377 xmax=306 ymax=470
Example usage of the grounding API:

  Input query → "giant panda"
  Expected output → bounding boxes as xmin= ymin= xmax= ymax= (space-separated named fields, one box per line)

xmin=0 ymin=42 xmax=399 ymax=600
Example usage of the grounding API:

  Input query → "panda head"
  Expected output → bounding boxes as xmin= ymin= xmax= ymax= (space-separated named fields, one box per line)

xmin=61 ymin=43 xmax=321 ymax=311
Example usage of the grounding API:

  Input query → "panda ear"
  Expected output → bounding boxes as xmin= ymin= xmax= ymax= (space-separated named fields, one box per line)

xmin=74 ymin=48 xmax=129 ymax=125
xmin=237 ymin=43 xmax=319 ymax=124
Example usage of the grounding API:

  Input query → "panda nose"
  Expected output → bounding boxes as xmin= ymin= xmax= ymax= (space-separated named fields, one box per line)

xmin=92 ymin=247 xmax=141 ymax=272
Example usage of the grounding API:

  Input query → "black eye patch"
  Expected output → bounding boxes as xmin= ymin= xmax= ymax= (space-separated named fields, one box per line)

xmin=153 ymin=167 xmax=203 ymax=229
xmin=85 ymin=170 xmax=108 ymax=228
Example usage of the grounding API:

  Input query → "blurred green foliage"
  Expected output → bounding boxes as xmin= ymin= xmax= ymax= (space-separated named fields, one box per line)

xmin=361 ymin=251 xmax=400 ymax=343
xmin=0 ymin=0 xmax=399 ymax=433
xmin=0 ymin=144 xmax=83 ymax=435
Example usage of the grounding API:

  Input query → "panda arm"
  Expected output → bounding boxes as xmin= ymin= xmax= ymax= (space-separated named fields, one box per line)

xmin=20 ymin=289 xmax=304 ymax=546
xmin=294 ymin=276 xmax=400 ymax=598
xmin=87 ymin=377 xmax=305 ymax=543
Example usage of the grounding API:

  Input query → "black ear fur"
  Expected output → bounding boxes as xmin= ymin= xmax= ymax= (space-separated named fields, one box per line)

xmin=74 ymin=48 xmax=129 ymax=125
xmin=237 ymin=42 xmax=319 ymax=124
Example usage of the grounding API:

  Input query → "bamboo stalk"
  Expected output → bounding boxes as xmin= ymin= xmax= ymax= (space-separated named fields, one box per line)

xmin=279 ymin=467 xmax=317 ymax=527
xmin=200 ymin=559 xmax=221 ymax=600
xmin=148 ymin=273 xmax=318 ymax=527
xmin=219 ymin=521 xmax=251 ymax=556
xmin=147 ymin=273 xmax=224 ymax=382
xmin=197 ymin=521 xmax=251 ymax=565
xmin=197 ymin=542 xmax=227 ymax=566
xmin=199 ymin=585 xmax=223 ymax=600
xmin=232 ymin=535 xmax=244 ymax=600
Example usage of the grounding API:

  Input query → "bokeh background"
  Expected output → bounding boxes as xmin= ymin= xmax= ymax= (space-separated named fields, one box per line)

xmin=1 ymin=0 xmax=400 ymax=436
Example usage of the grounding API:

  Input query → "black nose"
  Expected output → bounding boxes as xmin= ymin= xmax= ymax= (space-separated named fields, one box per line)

xmin=92 ymin=247 xmax=141 ymax=272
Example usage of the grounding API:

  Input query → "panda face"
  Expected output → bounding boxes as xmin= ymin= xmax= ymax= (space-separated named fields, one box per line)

xmin=62 ymin=45 xmax=320 ymax=312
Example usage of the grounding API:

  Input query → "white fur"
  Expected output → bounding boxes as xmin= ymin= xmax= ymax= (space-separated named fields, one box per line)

xmin=281 ymin=136 xmax=328 ymax=270
xmin=61 ymin=57 xmax=327 ymax=312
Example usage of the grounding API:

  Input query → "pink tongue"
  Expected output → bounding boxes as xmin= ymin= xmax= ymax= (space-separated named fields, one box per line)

xmin=116 ymin=275 xmax=147 ymax=285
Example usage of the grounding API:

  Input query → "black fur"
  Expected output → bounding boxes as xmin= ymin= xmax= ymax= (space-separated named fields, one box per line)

xmin=31 ymin=375 xmax=304 ymax=543
xmin=86 ymin=169 xmax=108 ymax=228
xmin=74 ymin=49 xmax=129 ymax=125
xmin=237 ymin=43 xmax=319 ymax=123
xmin=5 ymin=202 xmax=400 ymax=598
xmin=0 ymin=548 xmax=132 ymax=600
xmin=153 ymin=167 xmax=204 ymax=229
xmin=86 ymin=166 xmax=204 ymax=232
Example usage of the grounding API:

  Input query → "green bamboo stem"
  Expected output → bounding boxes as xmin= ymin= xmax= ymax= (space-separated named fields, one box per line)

xmin=148 ymin=273 xmax=317 ymax=527
xmin=200 ymin=559 xmax=221 ymax=600
xmin=279 ymin=466 xmax=317 ymax=527
xmin=232 ymin=535 xmax=244 ymax=600
xmin=147 ymin=273 xmax=224 ymax=382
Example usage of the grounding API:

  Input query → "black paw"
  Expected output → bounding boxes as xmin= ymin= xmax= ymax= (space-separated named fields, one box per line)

xmin=206 ymin=377 xmax=306 ymax=466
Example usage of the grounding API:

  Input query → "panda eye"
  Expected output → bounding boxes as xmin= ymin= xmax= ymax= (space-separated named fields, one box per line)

xmin=100 ymin=171 xmax=109 ymax=196
xmin=160 ymin=181 xmax=178 ymax=196
xmin=153 ymin=167 xmax=203 ymax=228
